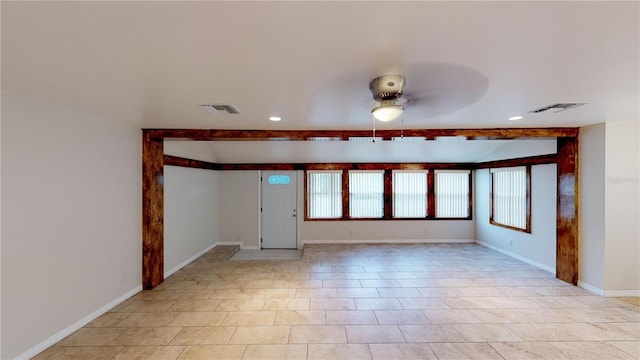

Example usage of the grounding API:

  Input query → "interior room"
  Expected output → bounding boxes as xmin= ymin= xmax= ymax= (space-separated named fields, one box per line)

xmin=1 ymin=2 xmax=638 ymax=359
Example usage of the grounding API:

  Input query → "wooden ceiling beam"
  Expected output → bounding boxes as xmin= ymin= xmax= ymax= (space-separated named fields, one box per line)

xmin=144 ymin=127 xmax=578 ymax=141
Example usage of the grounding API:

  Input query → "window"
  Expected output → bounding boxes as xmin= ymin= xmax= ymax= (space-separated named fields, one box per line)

xmin=307 ymin=171 xmax=342 ymax=219
xmin=304 ymin=167 xmax=473 ymax=221
xmin=435 ymin=170 xmax=471 ymax=218
xmin=349 ymin=170 xmax=384 ymax=218
xmin=393 ymin=170 xmax=428 ymax=218
xmin=491 ymin=166 xmax=530 ymax=232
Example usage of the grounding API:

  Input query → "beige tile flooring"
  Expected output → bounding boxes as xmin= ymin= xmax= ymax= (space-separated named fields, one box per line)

xmin=34 ymin=244 xmax=639 ymax=359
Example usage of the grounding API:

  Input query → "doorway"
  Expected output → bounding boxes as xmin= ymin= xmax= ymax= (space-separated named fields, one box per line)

xmin=261 ymin=171 xmax=298 ymax=249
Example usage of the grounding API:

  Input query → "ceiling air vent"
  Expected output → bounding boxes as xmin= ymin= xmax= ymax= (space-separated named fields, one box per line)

xmin=201 ymin=104 xmax=240 ymax=115
xmin=528 ymin=103 xmax=586 ymax=114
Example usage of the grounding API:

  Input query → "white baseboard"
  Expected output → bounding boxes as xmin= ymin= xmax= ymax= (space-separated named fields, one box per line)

xmin=604 ymin=289 xmax=640 ymax=297
xmin=216 ymin=241 xmax=258 ymax=250
xmin=578 ymin=281 xmax=605 ymax=296
xmin=16 ymin=285 xmax=142 ymax=360
xmin=476 ymin=241 xmax=556 ymax=274
xmin=165 ymin=242 xmax=217 ymax=278
xmin=301 ymin=239 xmax=475 ymax=246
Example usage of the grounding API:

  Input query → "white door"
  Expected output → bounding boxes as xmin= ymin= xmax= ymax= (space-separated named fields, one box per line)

xmin=261 ymin=171 xmax=297 ymax=249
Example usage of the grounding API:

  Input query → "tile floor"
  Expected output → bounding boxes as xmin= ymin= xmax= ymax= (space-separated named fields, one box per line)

xmin=34 ymin=244 xmax=639 ymax=359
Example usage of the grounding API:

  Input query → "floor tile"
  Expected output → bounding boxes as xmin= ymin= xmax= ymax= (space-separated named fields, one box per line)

xmin=453 ymin=323 xmax=523 ymax=341
xmin=242 ymin=344 xmax=307 ymax=359
xmin=44 ymin=347 xmax=123 ymax=360
xmin=274 ymin=310 xmax=326 ymax=325
xmin=398 ymin=297 xmax=449 ymax=309
xmin=355 ymin=298 xmax=403 ymax=310
xmin=114 ymin=345 xmax=185 ymax=360
xmin=506 ymin=323 xmax=585 ymax=341
xmin=85 ymin=313 xmax=130 ymax=328
xmin=307 ymin=344 xmax=372 ymax=360
xmin=229 ymin=325 xmax=290 ymax=344
xmin=170 ymin=327 xmax=236 ymax=345
xmin=429 ymin=342 xmax=504 ymax=360
xmin=337 ymin=288 xmax=380 ymax=298
xmin=215 ymin=299 xmax=265 ymax=311
xmin=222 ymin=311 xmax=277 ymax=326
xmin=57 ymin=328 xmax=127 ymax=346
xmin=169 ymin=312 xmax=228 ymax=327
xmin=345 ymin=325 xmax=405 ymax=343
xmin=296 ymin=288 xmax=338 ymax=298
xmin=471 ymin=308 xmax=534 ymax=323
xmin=376 ymin=288 xmax=422 ymax=298
xmin=310 ymin=298 xmax=356 ymax=310
xmin=114 ymin=327 xmax=183 ymax=346
xmin=399 ymin=324 xmax=464 ymax=342
xmin=119 ymin=300 xmax=177 ymax=313
xmin=210 ymin=289 xmax=256 ymax=299
xmin=169 ymin=299 xmax=222 ymax=312
xmin=263 ymin=298 xmax=310 ymax=310
xmin=606 ymin=341 xmax=640 ymax=358
xmin=178 ymin=345 xmax=246 ymax=359
xmin=289 ymin=325 xmax=347 ymax=344
xmin=116 ymin=312 xmax=180 ymax=327
xmin=423 ymin=309 xmax=483 ymax=324
xmin=552 ymin=341 xmax=636 ymax=359
xmin=489 ymin=341 xmax=570 ymax=360
xmin=369 ymin=343 xmax=437 ymax=359
xmin=252 ymin=288 xmax=297 ymax=298
xmin=34 ymin=244 xmax=640 ymax=360
xmin=326 ymin=310 xmax=378 ymax=325
xmin=374 ymin=310 xmax=430 ymax=324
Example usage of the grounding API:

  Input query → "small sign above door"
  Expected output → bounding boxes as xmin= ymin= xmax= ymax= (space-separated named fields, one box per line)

xmin=268 ymin=175 xmax=291 ymax=185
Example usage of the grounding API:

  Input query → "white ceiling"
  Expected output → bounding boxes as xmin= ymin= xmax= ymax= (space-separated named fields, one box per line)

xmin=2 ymin=1 xmax=637 ymax=163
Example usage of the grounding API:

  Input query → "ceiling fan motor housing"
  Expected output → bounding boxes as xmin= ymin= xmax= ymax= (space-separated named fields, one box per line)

xmin=369 ymin=75 xmax=406 ymax=101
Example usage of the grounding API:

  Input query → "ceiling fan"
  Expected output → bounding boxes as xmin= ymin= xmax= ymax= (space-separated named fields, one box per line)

xmin=369 ymin=74 xmax=411 ymax=122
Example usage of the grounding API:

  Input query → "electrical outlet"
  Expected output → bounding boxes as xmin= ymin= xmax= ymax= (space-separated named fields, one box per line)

xmin=120 ymin=273 xmax=127 ymax=285
xmin=508 ymin=239 xmax=513 ymax=247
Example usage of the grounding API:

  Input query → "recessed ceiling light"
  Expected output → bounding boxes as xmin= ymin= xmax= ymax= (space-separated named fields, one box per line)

xmin=269 ymin=116 xmax=281 ymax=122
xmin=508 ymin=115 xmax=523 ymax=121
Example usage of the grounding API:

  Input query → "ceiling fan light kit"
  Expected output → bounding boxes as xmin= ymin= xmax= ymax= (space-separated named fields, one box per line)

xmin=369 ymin=74 xmax=407 ymax=122
xmin=372 ymin=103 xmax=404 ymax=122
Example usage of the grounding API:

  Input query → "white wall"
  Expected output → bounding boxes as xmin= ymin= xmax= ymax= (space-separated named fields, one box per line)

xmin=216 ymin=170 xmax=475 ymax=248
xmin=603 ymin=121 xmax=640 ymax=294
xmin=217 ymin=171 xmax=260 ymax=248
xmin=164 ymin=166 xmax=218 ymax=276
xmin=475 ymin=165 xmax=558 ymax=273
xmin=1 ymin=90 xmax=141 ymax=359
xmin=479 ymin=140 xmax=557 ymax=162
xmin=164 ymin=141 xmax=217 ymax=162
xmin=579 ymin=124 xmax=606 ymax=291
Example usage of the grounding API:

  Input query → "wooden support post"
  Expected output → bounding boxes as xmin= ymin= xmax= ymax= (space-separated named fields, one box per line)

xmin=427 ymin=170 xmax=435 ymax=217
xmin=142 ymin=131 xmax=164 ymax=290
xmin=556 ymin=137 xmax=579 ymax=285
xmin=384 ymin=170 xmax=393 ymax=219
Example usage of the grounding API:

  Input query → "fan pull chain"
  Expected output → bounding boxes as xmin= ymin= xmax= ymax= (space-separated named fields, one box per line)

xmin=372 ymin=115 xmax=376 ymax=142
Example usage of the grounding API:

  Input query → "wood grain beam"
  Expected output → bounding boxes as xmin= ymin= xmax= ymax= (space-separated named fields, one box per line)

xmin=142 ymin=131 xmax=164 ymax=290
xmin=163 ymin=155 xmax=218 ymax=170
xmin=556 ymin=137 xmax=579 ymax=285
xmin=144 ymin=128 xmax=579 ymax=141
xmin=476 ymin=154 xmax=558 ymax=169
